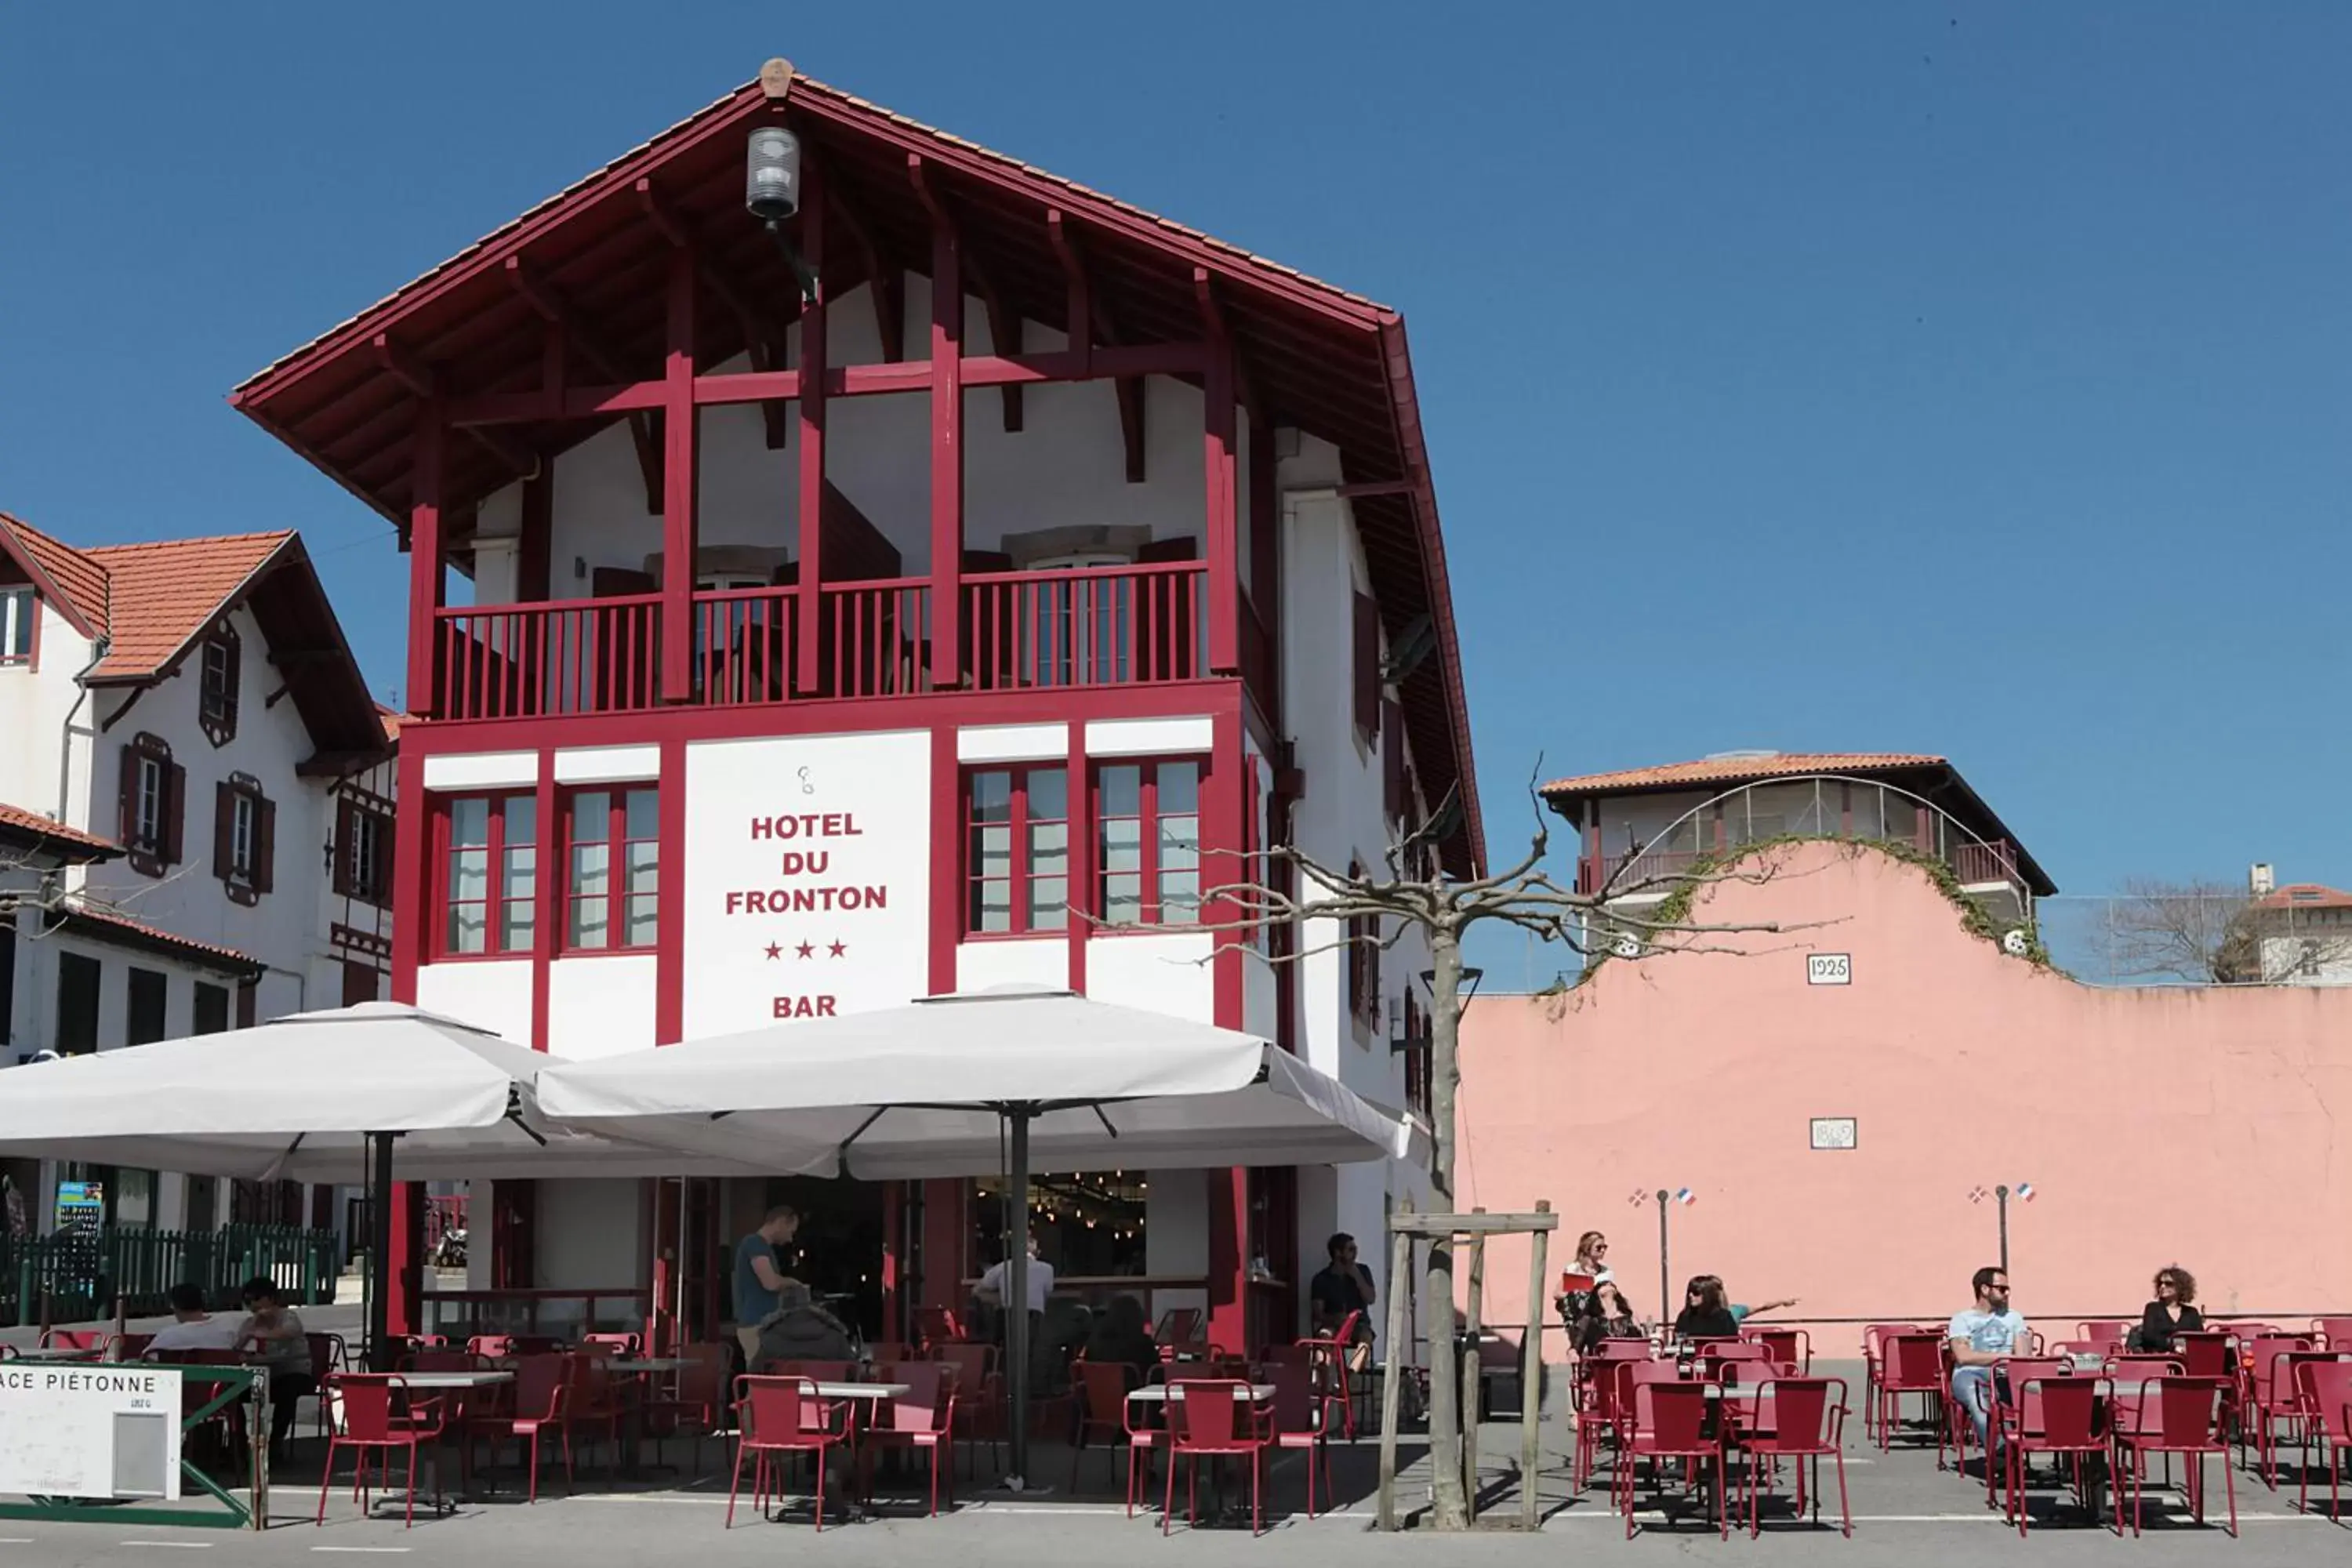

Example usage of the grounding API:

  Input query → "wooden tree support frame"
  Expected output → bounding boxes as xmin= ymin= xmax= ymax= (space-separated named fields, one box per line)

xmin=1377 ymin=1200 xmax=1556 ymax=1532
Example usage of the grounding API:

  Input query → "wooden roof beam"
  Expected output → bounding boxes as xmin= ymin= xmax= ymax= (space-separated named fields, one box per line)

xmin=912 ymin=155 xmax=1022 ymax=433
xmin=368 ymin=334 xmax=538 ymax=480
xmin=636 ymin=177 xmax=793 ymax=450
xmin=1193 ymin=269 xmax=1261 ymax=417
xmin=828 ymin=183 xmax=905 ymax=364
xmin=1047 ymin=209 xmax=1144 ymax=484
xmin=503 ymin=257 xmax=662 ymax=514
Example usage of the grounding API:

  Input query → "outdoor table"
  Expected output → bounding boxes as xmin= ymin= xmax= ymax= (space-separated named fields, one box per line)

xmin=608 ymin=1357 xmax=693 ymax=1374
xmin=1126 ymin=1383 xmax=1276 ymax=1404
xmin=15 ymin=1346 xmax=103 ymax=1362
xmin=394 ymin=1370 xmax=516 ymax=1389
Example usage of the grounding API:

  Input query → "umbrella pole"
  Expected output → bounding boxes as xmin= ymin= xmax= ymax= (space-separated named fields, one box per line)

xmin=1004 ymin=1105 xmax=1033 ymax=1488
xmin=367 ymin=1132 xmax=394 ymax=1372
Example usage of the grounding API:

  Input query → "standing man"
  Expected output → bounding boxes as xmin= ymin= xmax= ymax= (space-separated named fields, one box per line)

xmin=1947 ymin=1265 xmax=2030 ymax=1470
xmin=977 ymin=1233 xmax=1054 ymax=1383
xmin=1310 ymin=1232 xmax=1377 ymax=1374
xmin=733 ymin=1203 xmax=800 ymax=1367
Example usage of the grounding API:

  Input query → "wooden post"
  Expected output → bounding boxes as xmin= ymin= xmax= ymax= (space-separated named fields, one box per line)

xmin=404 ymin=406 xmax=445 ymax=717
xmin=659 ymin=245 xmax=697 ymax=702
xmin=793 ymin=155 xmax=827 ymax=695
xmin=1521 ymin=1200 xmax=1551 ymax=1530
xmin=918 ymin=159 xmax=964 ymax=691
xmin=1377 ymin=1204 xmax=1413 ymax=1530
xmin=1462 ymin=1214 xmax=1486 ymax=1523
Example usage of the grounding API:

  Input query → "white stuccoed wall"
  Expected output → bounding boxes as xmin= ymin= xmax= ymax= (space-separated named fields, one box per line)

xmin=0 ymin=602 xmax=94 ymax=826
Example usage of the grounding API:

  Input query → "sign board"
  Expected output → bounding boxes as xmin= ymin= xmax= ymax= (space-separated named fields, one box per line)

xmin=53 ymin=1181 xmax=103 ymax=1236
xmin=682 ymin=730 xmax=934 ymax=1039
xmin=1810 ymin=1117 xmax=1858 ymax=1151
xmin=1806 ymin=953 xmax=1852 ymax=986
xmin=0 ymin=1365 xmax=182 ymax=1500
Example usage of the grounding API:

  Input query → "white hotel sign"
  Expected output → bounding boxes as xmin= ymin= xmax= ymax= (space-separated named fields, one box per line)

xmin=681 ymin=731 xmax=934 ymax=1038
xmin=0 ymin=1364 xmax=183 ymax=1500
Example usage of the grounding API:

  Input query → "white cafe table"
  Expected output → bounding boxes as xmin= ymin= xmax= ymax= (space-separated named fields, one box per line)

xmin=1127 ymin=1383 xmax=1275 ymax=1404
xmin=387 ymin=1370 xmax=516 ymax=1391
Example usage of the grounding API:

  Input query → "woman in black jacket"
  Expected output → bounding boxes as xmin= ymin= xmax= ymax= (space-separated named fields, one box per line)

xmin=1575 ymin=1281 xmax=1646 ymax=1355
xmin=2133 ymin=1265 xmax=2203 ymax=1352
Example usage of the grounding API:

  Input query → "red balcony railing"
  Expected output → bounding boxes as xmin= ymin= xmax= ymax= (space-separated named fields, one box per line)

xmin=428 ymin=562 xmax=1210 ymax=722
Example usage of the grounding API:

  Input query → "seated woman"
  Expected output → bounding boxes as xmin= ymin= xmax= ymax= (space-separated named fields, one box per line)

xmin=1671 ymin=1275 xmax=1798 ymax=1341
xmin=2132 ymin=1265 xmax=2203 ymax=1352
xmin=1080 ymin=1294 xmax=1161 ymax=1381
xmin=1575 ymin=1281 xmax=1646 ymax=1355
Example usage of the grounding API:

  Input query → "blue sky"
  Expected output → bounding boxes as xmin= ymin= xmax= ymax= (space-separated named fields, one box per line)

xmin=5 ymin=4 xmax=2348 ymax=960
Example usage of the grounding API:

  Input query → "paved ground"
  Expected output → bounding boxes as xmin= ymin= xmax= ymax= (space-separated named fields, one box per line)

xmin=1 ymin=1357 xmax=2344 ymax=1565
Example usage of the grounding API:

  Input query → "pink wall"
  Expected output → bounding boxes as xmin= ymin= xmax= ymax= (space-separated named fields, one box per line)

xmin=1457 ymin=841 xmax=2352 ymax=1361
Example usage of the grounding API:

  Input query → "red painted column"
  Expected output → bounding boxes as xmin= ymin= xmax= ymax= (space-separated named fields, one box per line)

xmin=1065 ymin=724 xmax=1090 ymax=995
xmin=927 ymin=192 xmax=964 ymax=690
xmin=1207 ymin=1167 xmax=1250 ymax=1354
xmin=1204 ymin=701 xmax=1250 ymax=1351
xmin=1203 ymin=339 xmax=1240 ymax=676
xmin=793 ymin=158 xmax=828 ymax=695
xmin=404 ymin=406 xmax=445 ymax=717
xmin=655 ymin=735 xmax=689 ymax=1046
xmin=385 ymin=731 xmax=433 ymax=1339
xmin=528 ymin=750 xmax=557 ymax=1051
xmin=660 ymin=247 xmax=698 ymax=702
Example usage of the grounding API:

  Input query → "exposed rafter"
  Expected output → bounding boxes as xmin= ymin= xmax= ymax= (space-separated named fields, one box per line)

xmin=635 ymin=177 xmax=793 ymax=448
xmin=502 ymin=257 xmax=662 ymax=512
xmin=368 ymin=335 xmax=537 ymax=479
xmin=829 ymin=183 xmax=904 ymax=364
xmin=911 ymin=155 xmax=1022 ymax=434
xmin=1048 ymin=209 xmax=1144 ymax=483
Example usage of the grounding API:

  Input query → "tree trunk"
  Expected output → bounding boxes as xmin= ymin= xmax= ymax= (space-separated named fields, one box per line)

xmin=1423 ymin=929 xmax=1469 ymax=1528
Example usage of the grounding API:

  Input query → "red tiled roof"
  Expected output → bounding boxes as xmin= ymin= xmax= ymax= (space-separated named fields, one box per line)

xmin=82 ymin=532 xmax=296 ymax=681
xmin=1541 ymin=753 xmax=1948 ymax=798
xmin=53 ymin=904 xmax=260 ymax=976
xmin=2256 ymin=883 xmax=2352 ymax=911
xmin=0 ymin=801 xmax=118 ymax=859
xmin=377 ymin=706 xmax=408 ymax=742
xmin=0 ymin=511 xmax=111 ymax=636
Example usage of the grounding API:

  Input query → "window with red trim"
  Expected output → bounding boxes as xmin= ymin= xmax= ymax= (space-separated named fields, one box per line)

xmin=1 ymin=586 xmax=35 ymax=666
xmin=563 ymin=786 xmax=659 ymax=952
xmin=964 ymin=765 xmax=1068 ymax=935
xmin=439 ymin=793 xmax=538 ymax=957
xmin=1346 ymin=857 xmax=1381 ymax=1036
xmin=1096 ymin=759 xmax=1203 ymax=927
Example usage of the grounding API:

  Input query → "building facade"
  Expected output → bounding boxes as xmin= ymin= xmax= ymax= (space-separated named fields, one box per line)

xmin=0 ymin=514 xmax=396 ymax=1237
xmin=230 ymin=64 xmax=1480 ymax=1348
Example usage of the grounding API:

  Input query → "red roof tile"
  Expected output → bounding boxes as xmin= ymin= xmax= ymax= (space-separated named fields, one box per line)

xmin=54 ymin=904 xmax=260 ymax=975
xmin=0 ymin=512 xmax=111 ymax=635
xmin=0 ymin=802 xmax=118 ymax=858
xmin=82 ymin=532 xmax=295 ymax=681
xmin=1541 ymin=753 xmax=1949 ymax=798
xmin=2255 ymin=883 xmax=2352 ymax=911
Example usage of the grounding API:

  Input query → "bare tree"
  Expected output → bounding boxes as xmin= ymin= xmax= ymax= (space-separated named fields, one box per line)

xmin=2096 ymin=878 xmax=2352 ymax=985
xmin=1146 ymin=779 xmax=1811 ymax=1530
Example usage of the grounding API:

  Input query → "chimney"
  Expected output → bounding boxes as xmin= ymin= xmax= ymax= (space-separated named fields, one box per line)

xmin=2249 ymin=862 xmax=2275 ymax=897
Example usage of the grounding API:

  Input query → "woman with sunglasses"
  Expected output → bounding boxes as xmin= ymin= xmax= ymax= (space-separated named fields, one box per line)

xmin=2132 ymin=1265 xmax=2202 ymax=1352
xmin=1552 ymin=1231 xmax=1616 ymax=1324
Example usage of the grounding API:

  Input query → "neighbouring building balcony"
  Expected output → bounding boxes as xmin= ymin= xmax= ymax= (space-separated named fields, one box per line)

xmin=1577 ymin=830 xmax=2032 ymax=916
xmin=428 ymin=560 xmax=1218 ymax=721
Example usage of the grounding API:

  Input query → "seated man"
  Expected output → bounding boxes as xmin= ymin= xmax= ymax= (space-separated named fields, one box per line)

xmin=148 ymin=1283 xmax=245 ymax=1355
xmin=1947 ymin=1265 xmax=2029 ymax=1467
xmin=752 ymin=1279 xmax=858 ymax=1370
xmin=1309 ymin=1232 xmax=1377 ymax=1374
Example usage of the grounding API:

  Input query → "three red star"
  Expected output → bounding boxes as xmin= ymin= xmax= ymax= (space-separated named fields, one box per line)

xmin=764 ymin=942 xmax=782 ymax=960
xmin=796 ymin=941 xmax=815 ymax=960
xmin=828 ymin=939 xmax=847 ymax=958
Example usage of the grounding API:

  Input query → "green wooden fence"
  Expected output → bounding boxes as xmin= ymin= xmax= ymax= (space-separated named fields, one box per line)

xmin=1 ymin=1225 xmax=338 ymax=1327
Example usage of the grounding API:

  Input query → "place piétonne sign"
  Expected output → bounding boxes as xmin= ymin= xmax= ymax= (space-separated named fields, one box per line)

xmin=0 ymin=1365 xmax=183 ymax=1500
xmin=681 ymin=731 xmax=932 ymax=1038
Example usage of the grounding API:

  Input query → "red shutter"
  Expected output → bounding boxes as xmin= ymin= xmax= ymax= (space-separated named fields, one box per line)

xmin=254 ymin=793 xmax=276 ymax=895
xmin=1352 ymin=593 xmax=1379 ymax=740
xmin=212 ymin=782 xmax=234 ymax=883
xmin=376 ymin=810 xmax=395 ymax=907
xmin=116 ymin=744 xmax=138 ymax=847
xmin=161 ymin=760 xmax=186 ymax=867
xmin=332 ymin=799 xmax=354 ymax=896
xmin=235 ymin=982 xmax=257 ymax=1029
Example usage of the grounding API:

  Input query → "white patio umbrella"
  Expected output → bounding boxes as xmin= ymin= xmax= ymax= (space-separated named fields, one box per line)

xmin=535 ymin=985 xmax=1417 ymax=1488
xmin=0 ymin=1000 xmax=810 ymax=1365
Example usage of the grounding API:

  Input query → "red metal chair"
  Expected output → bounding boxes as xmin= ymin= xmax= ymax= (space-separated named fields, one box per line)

xmin=1735 ymin=1376 xmax=1849 ymax=1537
xmin=934 ymin=1344 xmax=1001 ymax=1475
xmin=2076 ymin=1320 xmax=2131 ymax=1352
xmin=913 ymin=1306 xmax=964 ymax=1350
xmin=1069 ymin=1360 xmax=1146 ymax=1502
xmin=1876 ymin=1332 xmax=1948 ymax=1456
xmin=2002 ymin=1374 xmax=2114 ymax=1537
xmin=465 ymin=1353 xmax=572 ymax=1501
xmin=583 ymin=1331 xmax=641 ymax=1357
xmin=1742 ymin=1326 xmax=1810 ymax=1374
xmin=2296 ymin=1359 xmax=2352 ymax=1521
xmin=1573 ymin=1356 xmax=1639 ymax=1494
xmin=1162 ymin=1380 xmax=1267 ymax=1537
xmin=863 ymin=1360 xmax=953 ymax=1517
xmin=2311 ymin=1317 xmax=2352 ymax=1353
xmin=641 ymin=1341 xmax=731 ymax=1472
xmin=2169 ymin=1330 xmax=2236 ymax=1381
xmin=728 ymin=1375 xmax=850 ymax=1530
xmin=316 ymin=1374 xmax=445 ymax=1529
xmin=111 ymin=1333 xmax=154 ymax=1363
xmin=2115 ymin=1376 xmax=2235 ymax=1537
xmin=466 ymin=1334 xmax=516 ymax=1358
xmin=1259 ymin=1357 xmax=1333 ymax=1519
xmin=1154 ymin=1307 xmax=1203 ymax=1345
xmin=38 ymin=1328 xmax=107 ymax=1352
xmin=1700 ymin=1341 xmax=1772 ymax=1380
xmin=1617 ymin=1379 xmax=1726 ymax=1539
xmin=2240 ymin=1335 xmax=2318 ymax=1485
xmin=561 ymin=1352 xmax=626 ymax=1475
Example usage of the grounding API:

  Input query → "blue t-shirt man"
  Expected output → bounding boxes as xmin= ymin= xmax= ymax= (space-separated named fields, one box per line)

xmin=733 ymin=1204 xmax=801 ymax=1363
xmin=1947 ymin=1267 xmax=2027 ymax=1454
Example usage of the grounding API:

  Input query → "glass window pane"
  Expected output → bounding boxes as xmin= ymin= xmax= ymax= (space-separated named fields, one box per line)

xmin=503 ymin=847 xmax=536 ymax=902
xmin=448 ymin=902 xmax=488 ymax=954
xmin=974 ymin=824 xmax=1011 ymax=880
xmin=1157 ymin=762 xmax=1200 ymax=815
xmin=570 ymin=791 xmax=612 ymax=844
xmin=626 ymin=840 xmax=658 ymax=896
xmin=505 ymin=797 xmax=537 ymax=848
xmin=1029 ymin=877 xmax=1067 ymax=930
xmin=1102 ymin=873 xmax=1144 ymax=926
xmin=1101 ymin=818 xmax=1142 ymax=875
xmin=450 ymin=847 xmax=489 ymax=903
xmin=623 ymin=788 xmax=659 ymax=840
xmin=625 ymin=894 xmax=659 ymax=948
xmin=1029 ymin=821 xmax=1068 ymax=880
xmin=572 ymin=843 xmax=611 ymax=899
xmin=970 ymin=771 xmax=1012 ymax=823
xmin=1099 ymin=765 xmax=1141 ymax=818
xmin=971 ymin=880 xmax=1012 ymax=934
xmin=1158 ymin=870 xmax=1201 ymax=920
xmin=571 ymin=895 xmax=609 ymax=950
xmin=1158 ymin=813 xmax=1200 ymax=871
xmin=503 ymin=898 xmax=535 ymax=950
xmin=1027 ymin=768 xmax=1068 ymax=822
xmin=450 ymin=797 xmax=489 ymax=848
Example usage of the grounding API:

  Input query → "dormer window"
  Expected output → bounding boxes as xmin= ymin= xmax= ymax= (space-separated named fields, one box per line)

xmin=1 ymin=586 xmax=34 ymax=666
xmin=198 ymin=620 xmax=240 ymax=746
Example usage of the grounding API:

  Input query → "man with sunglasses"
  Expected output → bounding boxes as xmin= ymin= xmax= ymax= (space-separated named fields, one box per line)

xmin=1947 ymin=1265 xmax=2030 ymax=1471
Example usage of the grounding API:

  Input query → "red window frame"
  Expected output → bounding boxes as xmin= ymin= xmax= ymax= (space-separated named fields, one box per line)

xmin=560 ymin=784 xmax=659 ymax=954
xmin=1092 ymin=757 xmax=1205 ymax=930
xmin=962 ymin=764 xmax=1069 ymax=937
xmin=434 ymin=791 xmax=539 ymax=960
xmin=1346 ymin=857 xmax=1381 ymax=1034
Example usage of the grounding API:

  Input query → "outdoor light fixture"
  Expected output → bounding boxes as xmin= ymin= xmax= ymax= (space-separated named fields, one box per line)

xmin=744 ymin=126 xmax=818 ymax=306
xmin=1419 ymin=965 xmax=1486 ymax=1016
